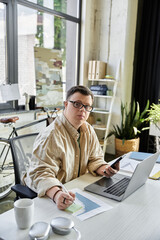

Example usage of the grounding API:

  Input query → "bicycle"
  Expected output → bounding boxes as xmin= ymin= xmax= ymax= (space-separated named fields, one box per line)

xmin=0 ymin=107 xmax=61 ymax=199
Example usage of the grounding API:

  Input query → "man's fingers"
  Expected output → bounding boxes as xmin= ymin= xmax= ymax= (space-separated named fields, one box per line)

xmin=103 ymin=166 xmax=117 ymax=177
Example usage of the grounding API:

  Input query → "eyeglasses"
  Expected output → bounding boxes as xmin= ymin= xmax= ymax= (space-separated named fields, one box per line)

xmin=69 ymin=101 xmax=93 ymax=112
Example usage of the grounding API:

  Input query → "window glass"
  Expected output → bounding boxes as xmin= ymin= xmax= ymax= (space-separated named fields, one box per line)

xmin=26 ymin=0 xmax=79 ymax=18
xmin=17 ymin=4 xmax=78 ymax=107
xmin=0 ymin=3 xmax=7 ymax=102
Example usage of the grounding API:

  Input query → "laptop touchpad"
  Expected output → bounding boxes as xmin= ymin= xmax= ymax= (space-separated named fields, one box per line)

xmin=94 ymin=175 xmax=121 ymax=188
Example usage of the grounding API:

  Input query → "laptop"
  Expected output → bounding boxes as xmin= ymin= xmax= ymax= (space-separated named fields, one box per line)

xmin=84 ymin=152 xmax=160 ymax=201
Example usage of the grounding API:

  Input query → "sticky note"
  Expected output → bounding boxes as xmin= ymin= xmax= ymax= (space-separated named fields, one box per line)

xmin=65 ymin=203 xmax=82 ymax=213
xmin=149 ymin=171 xmax=160 ymax=180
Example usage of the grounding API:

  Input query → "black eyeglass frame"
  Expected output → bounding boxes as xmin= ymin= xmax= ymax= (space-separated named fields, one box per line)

xmin=69 ymin=100 xmax=93 ymax=112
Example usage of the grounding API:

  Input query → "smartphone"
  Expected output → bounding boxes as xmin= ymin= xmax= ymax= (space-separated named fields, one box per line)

xmin=110 ymin=156 xmax=123 ymax=169
xmin=103 ymin=154 xmax=126 ymax=173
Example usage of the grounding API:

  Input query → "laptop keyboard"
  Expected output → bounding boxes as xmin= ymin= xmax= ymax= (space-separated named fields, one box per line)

xmin=104 ymin=177 xmax=130 ymax=197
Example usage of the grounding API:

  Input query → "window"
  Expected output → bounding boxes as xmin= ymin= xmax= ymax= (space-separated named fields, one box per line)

xmin=27 ymin=0 xmax=79 ymax=18
xmin=0 ymin=0 xmax=81 ymax=111
xmin=0 ymin=3 xmax=7 ymax=101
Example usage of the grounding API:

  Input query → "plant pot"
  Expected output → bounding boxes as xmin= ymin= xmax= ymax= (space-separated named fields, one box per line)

xmin=115 ymin=138 xmax=140 ymax=157
xmin=96 ymin=120 xmax=102 ymax=125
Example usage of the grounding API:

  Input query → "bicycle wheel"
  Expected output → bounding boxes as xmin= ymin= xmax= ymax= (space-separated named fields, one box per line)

xmin=0 ymin=141 xmax=14 ymax=199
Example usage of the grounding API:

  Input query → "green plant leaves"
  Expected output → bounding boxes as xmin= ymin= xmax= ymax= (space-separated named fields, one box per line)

xmin=147 ymin=100 xmax=160 ymax=124
xmin=107 ymin=100 xmax=150 ymax=140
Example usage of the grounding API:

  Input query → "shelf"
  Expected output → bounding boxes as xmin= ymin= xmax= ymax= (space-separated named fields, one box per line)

xmin=93 ymin=95 xmax=112 ymax=98
xmin=88 ymin=60 xmax=120 ymax=153
xmin=88 ymin=79 xmax=116 ymax=82
xmin=92 ymin=109 xmax=110 ymax=114
xmin=92 ymin=124 xmax=106 ymax=130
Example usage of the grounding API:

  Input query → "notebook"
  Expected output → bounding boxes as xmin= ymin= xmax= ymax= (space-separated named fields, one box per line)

xmin=130 ymin=151 xmax=160 ymax=163
xmin=84 ymin=152 xmax=160 ymax=201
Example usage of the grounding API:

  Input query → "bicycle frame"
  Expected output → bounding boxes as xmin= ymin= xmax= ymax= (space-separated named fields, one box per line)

xmin=15 ymin=118 xmax=48 ymax=133
xmin=0 ymin=118 xmax=46 ymax=169
xmin=0 ymin=108 xmax=61 ymax=199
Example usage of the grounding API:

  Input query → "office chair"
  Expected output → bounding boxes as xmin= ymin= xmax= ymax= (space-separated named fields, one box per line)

xmin=10 ymin=133 xmax=38 ymax=200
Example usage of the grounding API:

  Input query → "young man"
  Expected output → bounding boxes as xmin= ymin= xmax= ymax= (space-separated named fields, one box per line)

xmin=24 ymin=86 xmax=119 ymax=209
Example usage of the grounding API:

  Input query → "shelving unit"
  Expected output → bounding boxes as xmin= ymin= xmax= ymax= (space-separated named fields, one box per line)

xmin=88 ymin=63 xmax=120 ymax=153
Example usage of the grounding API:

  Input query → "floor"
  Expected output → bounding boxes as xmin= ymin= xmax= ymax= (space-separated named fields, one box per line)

xmin=0 ymin=190 xmax=16 ymax=214
xmin=0 ymin=154 xmax=115 ymax=215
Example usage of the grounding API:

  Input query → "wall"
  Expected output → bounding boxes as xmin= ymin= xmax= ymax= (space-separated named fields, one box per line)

xmin=80 ymin=0 xmax=138 ymax=154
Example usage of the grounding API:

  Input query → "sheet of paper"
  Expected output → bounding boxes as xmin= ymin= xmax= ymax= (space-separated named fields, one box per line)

xmin=120 ymin=158 xmax=139 ymax=173
xmin=68 ymin=188 xmax=113 ymax=221
xmin=117 ymin=152 xmax=160 ymax=178
xmin=0 ymin=84 xmax=20 ymax=101
xmin=108 ymin=153 xmax=139 ymax=173
xmin=150 ymin=163 xmax=160 ymax=177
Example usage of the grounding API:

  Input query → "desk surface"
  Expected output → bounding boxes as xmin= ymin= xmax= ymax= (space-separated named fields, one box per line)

xmin=1 ymin=168 xmax=160 ymax=240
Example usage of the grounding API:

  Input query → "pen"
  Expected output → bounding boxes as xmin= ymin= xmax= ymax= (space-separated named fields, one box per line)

xmin=61 ymin=183 xmax=76 ymax=204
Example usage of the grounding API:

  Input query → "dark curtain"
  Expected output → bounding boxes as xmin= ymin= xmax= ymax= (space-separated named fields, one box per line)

xmin=132 ymin=0 xmax=160 ymax=152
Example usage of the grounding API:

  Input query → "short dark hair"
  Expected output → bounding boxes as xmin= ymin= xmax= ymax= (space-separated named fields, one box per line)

xmin=66 ymin=85 xmax=94 ymax=101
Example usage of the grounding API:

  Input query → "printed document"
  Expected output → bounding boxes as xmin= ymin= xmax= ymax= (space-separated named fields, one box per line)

xmin=67 ymin=188 xmax=113 ymax=221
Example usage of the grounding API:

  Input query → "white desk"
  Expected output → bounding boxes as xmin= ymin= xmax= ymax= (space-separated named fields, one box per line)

xmin=1 ymin=169 xmax=160 ymax=240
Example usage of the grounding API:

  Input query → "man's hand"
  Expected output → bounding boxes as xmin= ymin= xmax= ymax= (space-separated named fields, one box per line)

xmin=96 ymin=162 xmax=120 ymax=178
xmin=46 ymin=186 xmax=75 ymax=210
xmin=54 ymin=190 xmax=75 ymax=210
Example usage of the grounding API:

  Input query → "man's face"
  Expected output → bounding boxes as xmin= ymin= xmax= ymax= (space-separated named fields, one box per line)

xmin=64 ymin=92 xmax=93 ymax=129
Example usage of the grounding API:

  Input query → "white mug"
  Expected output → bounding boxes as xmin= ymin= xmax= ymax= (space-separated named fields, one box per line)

xmin=14 ymin=198 xmax=34 ymax=229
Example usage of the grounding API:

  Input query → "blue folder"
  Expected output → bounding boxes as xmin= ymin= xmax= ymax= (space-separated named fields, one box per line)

xmin=130 ymin=152 xmax=160 ymax=163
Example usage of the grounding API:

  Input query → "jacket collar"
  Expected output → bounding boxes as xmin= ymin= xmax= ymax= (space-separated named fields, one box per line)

xmin=58 ymin=112 xmax=88 ymax=139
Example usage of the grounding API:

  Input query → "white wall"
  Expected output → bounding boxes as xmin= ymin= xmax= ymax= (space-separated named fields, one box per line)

xmin=80 ymin=0 xmax=138 ymax=154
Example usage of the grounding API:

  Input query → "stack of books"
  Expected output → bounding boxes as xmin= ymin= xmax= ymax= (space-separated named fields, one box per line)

xmin=90 ymin=85 xmax=108 ymax=95
xmin=88 ymin=60 xmax=107 ymax=79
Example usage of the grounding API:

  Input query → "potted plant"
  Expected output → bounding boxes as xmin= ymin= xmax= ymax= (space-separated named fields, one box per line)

xmin=147 ymin=100 xmax=160 ymax=128
xmin=96 ymin=118 xmax=102 ymax=125
xmin=107 ymin=100 xmax=150 ymax=156
xmin=147 ymin=100 xmax=160 ymax=136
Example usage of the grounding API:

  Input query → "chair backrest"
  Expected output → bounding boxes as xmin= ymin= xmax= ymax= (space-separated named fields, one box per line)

xmin=46 ymin=117 xmax=56 ymax=126
xmin=10 ymin=133 xmax=38 ymax=185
